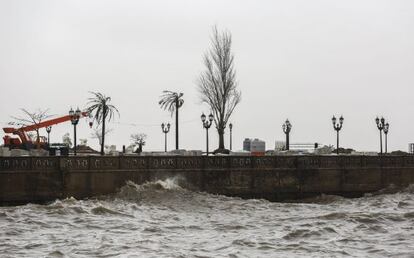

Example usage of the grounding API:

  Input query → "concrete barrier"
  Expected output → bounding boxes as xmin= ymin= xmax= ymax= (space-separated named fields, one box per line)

xmin=0 ymin=147 xmax=11 ymax=157
xmin=0 ymin=155 xmax=414 ymax=205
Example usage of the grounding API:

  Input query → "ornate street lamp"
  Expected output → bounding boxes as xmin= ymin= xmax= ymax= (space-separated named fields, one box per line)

xmin=332 ymin=115 xmax=344 ymax=155
xmin=229 ymin=123 xmax=233 ymax=151
xmin=161 ymin=122 xmax=171 ymax=152
xmin=46 ymin=126 xmax=52 ymax=147
xmin=69 ymin=107 xmax=81 ymax=156
xmin=201 ymin=113 xmax=214 ymax=156
xmin=282 ymin=119 xmax=292 ymax=151
xmin=384 ymin=122 xmax=390 ymax=154
xmin=375 ymin=116 xmax=386 ymax=155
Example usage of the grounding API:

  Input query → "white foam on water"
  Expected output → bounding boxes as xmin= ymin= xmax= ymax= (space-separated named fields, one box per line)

xmin=1 ymin=182 xmax=414 ymax=257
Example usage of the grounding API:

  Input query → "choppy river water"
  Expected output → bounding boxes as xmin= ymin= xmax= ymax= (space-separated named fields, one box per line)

xmin=0 ymin=179 xmax=414 ymax=258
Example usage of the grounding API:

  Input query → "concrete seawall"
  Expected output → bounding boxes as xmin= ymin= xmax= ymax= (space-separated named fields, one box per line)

xmin=1 ymin=155 xmax=414 ymax=205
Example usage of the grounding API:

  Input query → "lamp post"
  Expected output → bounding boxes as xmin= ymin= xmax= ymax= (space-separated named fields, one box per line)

xmin=332 ymin=115 xmax=344 ymax=155
xmin=161 ymin=122 xmax=171 ymax=152
xmin=282 ymin=119 xmax=292 ymax=151
xmin=383 ymin=122 xmax=389 ymax=154
xmin=375 ymin=117 xmax=386 ymax=155
xmin=46 ymin=126 xmax=52 ymax=147
xmin=201 ymin=113 xmax=214 ymax=156
xmin=229 ymin=123 xmax=233 ymax=151
xmin=69 ymin=107 xmax=81 ymax=156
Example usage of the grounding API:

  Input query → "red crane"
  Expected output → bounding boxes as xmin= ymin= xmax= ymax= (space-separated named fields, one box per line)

xmin=3 ymin=112 xmax=90 ymax=150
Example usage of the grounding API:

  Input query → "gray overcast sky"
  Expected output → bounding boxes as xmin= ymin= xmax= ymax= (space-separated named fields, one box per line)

xmin=1 ymin=0 xmax=413 ymax=152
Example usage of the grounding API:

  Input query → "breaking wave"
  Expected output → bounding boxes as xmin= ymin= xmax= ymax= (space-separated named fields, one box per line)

xmin=115 ymin=178 xmax=184 ymax=201
xmin=1 ymin=180 xmax=414 ymax=257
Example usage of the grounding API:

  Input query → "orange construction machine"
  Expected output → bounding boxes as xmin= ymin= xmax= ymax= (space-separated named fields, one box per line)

xmin=3 ymin=112 xmax=90 ymax=150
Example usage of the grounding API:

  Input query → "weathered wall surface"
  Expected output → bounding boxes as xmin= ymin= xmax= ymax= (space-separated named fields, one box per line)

xmin=1 ymin=155 xmax=414 ymax=205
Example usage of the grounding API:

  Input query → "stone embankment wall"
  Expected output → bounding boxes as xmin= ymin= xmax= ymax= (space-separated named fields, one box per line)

xmin=1 ymin=155 xmax=414 ymax=205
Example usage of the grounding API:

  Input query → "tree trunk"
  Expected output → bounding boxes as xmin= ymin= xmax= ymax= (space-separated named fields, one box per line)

xmin=101 ymin=107 xmax=106 ymax=156
xmin=218 ymin=127 xmax=225 ymax=150
xmin=36 ymin=130 xmax=40 ymax=149
xmin=175 ymin=100 xmax=179 ymax=150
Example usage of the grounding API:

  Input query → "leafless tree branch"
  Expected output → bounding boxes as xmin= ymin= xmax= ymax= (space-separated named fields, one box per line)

xmin=10 ymin=108 xmax=52 ymax=148
xmin=197 ymin=26 xmax=241 ymax=151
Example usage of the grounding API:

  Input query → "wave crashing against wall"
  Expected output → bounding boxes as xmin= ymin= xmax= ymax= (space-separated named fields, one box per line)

xmin=0 ymin=180 xmax=414 ymax=257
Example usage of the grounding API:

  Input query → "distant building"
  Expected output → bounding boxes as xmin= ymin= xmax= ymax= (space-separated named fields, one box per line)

xmin=243 ymin=138 xmax=251 ymax=151
xmin=251 ymin=139 xmax=265 ymax=155
xmin=281 ymin=143 xmax=319 ymax=153
xmin=289 ymin=143 xmax=319 ymax=152
xmin=274 ymin=140 xmax=321 ymax=153
xmin=243 ymin=138 xmax=265 ymax=155
xmin=409 ymin=143 xmax=414 ymax=154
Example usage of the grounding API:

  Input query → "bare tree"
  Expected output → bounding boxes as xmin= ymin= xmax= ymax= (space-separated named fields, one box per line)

xmin=197 ymin=26 xmax=241 ymax=153
xmin=11 ymin=108 xmax=52 ymax=149
xmin=62 ymin=133 xmax=72 ymax=147
xmin=91 ymin=127 xmax=113 ymax=146
xmin=26 ymin=132 xmax=35 ymax=141
xmin=131 ymin=133 xmax=147 ymax=153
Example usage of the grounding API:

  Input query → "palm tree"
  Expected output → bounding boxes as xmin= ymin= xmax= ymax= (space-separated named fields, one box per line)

xmin=86 ymin=92 xmax=119 ymax=155
xmin=158 ymin=91 xmax=184 ymax=150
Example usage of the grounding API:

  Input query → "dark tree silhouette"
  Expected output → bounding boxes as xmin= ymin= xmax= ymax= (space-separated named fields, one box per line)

xmin=197 ymin=26 xmax=241 ymax=153
xmin=86 ymin=92 xmax=119 ymax=155
xmin=131 ymin=133 xmax=147 ymax=153
xmin=158 ymin=91 xmax=184 ymax=150
xmin=11 ymin=108 xmax=52 ymax=149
